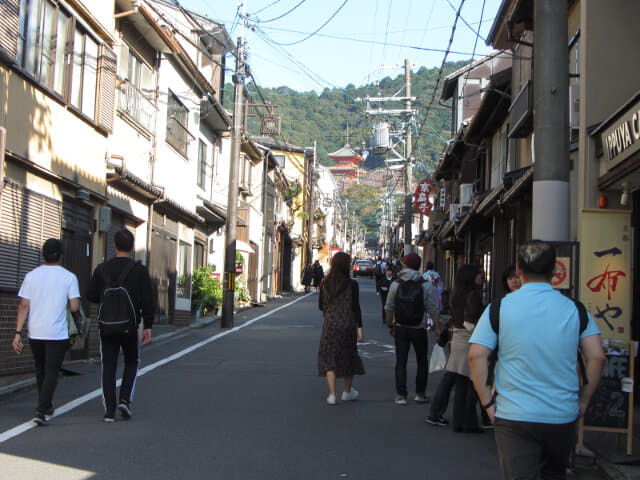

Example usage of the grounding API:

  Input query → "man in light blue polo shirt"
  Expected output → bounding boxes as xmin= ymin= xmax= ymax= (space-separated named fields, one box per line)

xmin=469 ymin=240 xmax=605 ymax=480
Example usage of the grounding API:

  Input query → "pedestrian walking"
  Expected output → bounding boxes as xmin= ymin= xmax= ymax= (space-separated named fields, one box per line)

xmin=12 ymin=238 xmax=81 ymax=426
xmin=469 ymin=240 xmax=605 ymax=479
xmin=435 ymin=264 xmax=485 ymax=433
xmin=318 ymin=252 xmax=365 ymax=405
xmin=373 ymin=256 xmax=384 ymax=293
xmin=312 ymin=260 xmax=324 ymax=291
xmin=384 ymin=252 xmax=440 ymax=405
xmin=87 ymin=230 xmax=154 ymax=422
xmin=301 ymin=264 xmax=313 ymax=293
xmin=378 ymin=266 xmax=394 ymax=324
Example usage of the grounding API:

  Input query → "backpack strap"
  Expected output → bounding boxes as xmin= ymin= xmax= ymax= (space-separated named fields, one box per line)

xmin=489 ymin=297 xmax=502 ymax=334
xmin=113 ymin=260 xmax=137 ymax=288
xmin=573 ymin=299 xmax=589 ymax=385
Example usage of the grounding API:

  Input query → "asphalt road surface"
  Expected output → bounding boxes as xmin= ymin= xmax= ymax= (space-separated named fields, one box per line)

xmin=0 ymin=278 xmax=605 ymax=479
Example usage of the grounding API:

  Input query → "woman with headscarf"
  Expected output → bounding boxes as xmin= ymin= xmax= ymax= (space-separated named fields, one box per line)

xmin=318 ymin=252 xmax=365 ymax=405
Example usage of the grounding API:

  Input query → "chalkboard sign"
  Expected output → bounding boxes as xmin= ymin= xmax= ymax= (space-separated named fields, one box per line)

xmin=583 ymin=352 xmax=630 ymax=429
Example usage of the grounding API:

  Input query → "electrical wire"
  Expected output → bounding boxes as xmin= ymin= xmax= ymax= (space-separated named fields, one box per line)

xmin=382 ymin=0 xmax=393 ymax=62
xmin=399 ymin=0 xmax=412 ymax=59
xmin=458 ymin=0 xmax=486 ymax=98
xmin=253 ymin=0 xmax=282 ymax=16
xmin=417 ymin=0 xmax=466 ymax=137
xmin=259 ymin=0 xmax=308 ymax=23
xmin=446 ymin=0 xmax=486 ymax=44
xmin=267 ymin=0 xmax=350 ymax=46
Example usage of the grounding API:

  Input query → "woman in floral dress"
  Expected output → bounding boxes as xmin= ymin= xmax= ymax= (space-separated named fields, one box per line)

xmin=318 ymin=252 xmax=365 ymax=405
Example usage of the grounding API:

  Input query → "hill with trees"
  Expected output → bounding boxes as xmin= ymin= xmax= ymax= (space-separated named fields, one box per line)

xmin=225 ymin=60 xmax=470 ymax=182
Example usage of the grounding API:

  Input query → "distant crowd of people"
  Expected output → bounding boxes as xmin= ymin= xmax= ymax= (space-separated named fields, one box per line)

xmin=316 ymin=241 xmax=606 ymax=480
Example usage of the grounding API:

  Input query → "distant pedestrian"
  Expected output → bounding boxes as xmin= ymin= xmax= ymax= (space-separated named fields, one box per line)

xmin=12 ymin=239 xmax=81 ymax=426
xmin=312 ymin=260 xmax=324 ymax=291
xmin=373 ymin=256 xmax=384 ymax=293
xmin=87 ymin=230 xmax=153 ymax=423
xmin=378 ymin=266 xmax=394 ymax=324
xmin=385 ymin=252 xmax=440 ymax=405
xmin=469 ymin=240 xmax=605 ymax=479
xmin=440 ymin=264 xmax=485 ymax=433
xmin=501 ymin=264 xmax=521 ymax=295
xmin=318 ymin=252 xmax=365 ymax=405
xmin=301 ymin=264 xmax=313 ymax=293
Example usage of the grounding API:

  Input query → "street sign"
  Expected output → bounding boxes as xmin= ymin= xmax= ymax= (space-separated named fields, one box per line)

xmin=551 ymin=257 xmax=570 ymax=289
xmin=414 ymin=177 xmax=433 ymax=216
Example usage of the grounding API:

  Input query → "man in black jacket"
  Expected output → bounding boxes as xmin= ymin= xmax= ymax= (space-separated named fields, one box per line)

xmin=87 ymin=230 xmax=154 ymax=422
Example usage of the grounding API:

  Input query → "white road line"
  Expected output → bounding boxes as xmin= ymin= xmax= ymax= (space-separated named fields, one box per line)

xmin=0 ymin=293 xmax=313 ymax=445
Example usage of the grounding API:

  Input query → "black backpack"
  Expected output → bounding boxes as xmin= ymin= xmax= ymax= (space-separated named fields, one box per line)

xmin=486 ymin=296 xmax=589 ymax=387
xmin=98 ymin=260 xmax=137 ymax=336
xmin=394 ymin=278 xmax=425 ymax=325
xmin=374 ymin=263 xmax=383 ymax=278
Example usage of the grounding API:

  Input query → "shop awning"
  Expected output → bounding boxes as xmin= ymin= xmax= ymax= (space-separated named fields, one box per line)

xmin=502 ymin=166 xmax=534 ymax=205
xmin=107 ymin=167 xmax=163 ymax=203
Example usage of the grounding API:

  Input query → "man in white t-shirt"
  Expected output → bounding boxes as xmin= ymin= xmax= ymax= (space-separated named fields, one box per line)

xmin=12 ymin=238 xmax=80 ymax=426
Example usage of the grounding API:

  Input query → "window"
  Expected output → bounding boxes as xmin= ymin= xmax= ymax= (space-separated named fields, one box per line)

xmin=274 ymin=154 xmax=285 ymax=168
xmin=17 ymin=0 xmax=70 ymax=93
xmin=70 ymin=28 xmax=98 ymax=118
xmin=240 ymin=155 xmax=252 ymax=192
xmin=166 ymin=91 xmax=191 ymax=157
xmin=197 ymin=140 xmax=207 ymax=188
xmin=177 ymin=241 xmax=192 ymax=299
xmin=117 ymin=44 xmax=155 ymax=131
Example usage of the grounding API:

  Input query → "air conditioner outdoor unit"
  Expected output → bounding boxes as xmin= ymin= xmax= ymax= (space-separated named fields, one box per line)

xmin=459 ymin=183 xmax=473 ymax=205
xmin=449 ymin=203 xmax=460 ymax=221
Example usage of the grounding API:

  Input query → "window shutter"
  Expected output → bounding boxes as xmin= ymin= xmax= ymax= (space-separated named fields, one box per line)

xmin=0 ymin=182 xmax=23 ymax=288
xmin=96 ymin=44 xmax=117 ymax=132
xmin=0 ymin=0 xmax=20 ymax=60
xmin=0 ymin=182 xmax=62 ymax=290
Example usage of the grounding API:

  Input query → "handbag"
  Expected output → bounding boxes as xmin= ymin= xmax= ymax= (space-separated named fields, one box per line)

xmin=67 ymin=304 xmax=89 ymax=343
xmin=429 ymin=344 xmax=448 ymax=373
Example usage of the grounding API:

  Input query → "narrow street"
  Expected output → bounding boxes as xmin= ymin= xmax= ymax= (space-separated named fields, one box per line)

xmin=0 ymin=278 xmax=603 ymax=479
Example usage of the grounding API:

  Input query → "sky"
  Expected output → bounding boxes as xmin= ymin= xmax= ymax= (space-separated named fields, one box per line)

xmin=179 ymin=0 xmax=504 ymax=93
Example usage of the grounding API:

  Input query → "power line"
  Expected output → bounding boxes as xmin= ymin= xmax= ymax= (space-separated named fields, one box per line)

xmin=382 ymin=0 xmax=393 ymax=61
xmin=259 ymin=0 xmax=308 ymax=23
xmin=446 ymin=0 xmax=486 ymax=44
xmin=417 ymin=0 xmax=466 ymax=137
xmin=252 ymin=0 xmax=282 ymax=15
xmin=459 ymin=0 xmax=486 ymax=96
xmin=267 ymin=0 xmax=350 ymax=46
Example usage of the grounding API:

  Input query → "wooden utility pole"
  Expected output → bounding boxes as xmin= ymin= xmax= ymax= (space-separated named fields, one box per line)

xmin=403 ymin=58 xmax=413 ymax=254
xmin=221 ymin=0 xmax=246 ymax=329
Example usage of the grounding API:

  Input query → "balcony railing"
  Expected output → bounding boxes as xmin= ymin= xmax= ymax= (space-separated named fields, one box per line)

xmin=117 ymin=79 xmax=155 ymax=133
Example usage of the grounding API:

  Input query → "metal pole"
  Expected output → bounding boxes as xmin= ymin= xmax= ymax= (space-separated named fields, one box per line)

xmin=403 ymin=58 xmax=413 ymax=254
xmin=532 ymin=0 xmax=569 ymax=241
xmin=222 ymin=0 xmax=246 ymax=328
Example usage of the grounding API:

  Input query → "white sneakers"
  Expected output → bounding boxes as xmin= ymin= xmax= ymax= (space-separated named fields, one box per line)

xmin=394 ymin=395 xmax=408 ymax=405
xmin=327 ymin=390 xmax=359 ymax=405
xmin=341 ymin=389 xmax=359 ymax=401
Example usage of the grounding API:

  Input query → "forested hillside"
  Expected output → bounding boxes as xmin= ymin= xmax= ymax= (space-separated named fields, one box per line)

xmin=225 ymin=60 xmax=470 ymax=179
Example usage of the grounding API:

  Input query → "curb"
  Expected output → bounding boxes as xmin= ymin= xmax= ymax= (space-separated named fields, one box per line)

xmin=0 ymin=303 xmax=264 ymax=399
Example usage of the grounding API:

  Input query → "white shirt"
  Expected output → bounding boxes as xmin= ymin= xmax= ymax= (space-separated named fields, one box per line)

xmin=18 ymin=265 xmax=81 ymax=340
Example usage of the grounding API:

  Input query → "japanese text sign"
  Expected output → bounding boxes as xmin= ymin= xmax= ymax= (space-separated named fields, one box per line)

xmin=414 ymin=177 xmax=433 ymax=216
xmin=579 ymin=210 xmax=632 ymax=341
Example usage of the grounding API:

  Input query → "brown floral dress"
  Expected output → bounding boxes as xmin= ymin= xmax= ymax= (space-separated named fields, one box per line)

xmin=317 ymin=279 xmax=365 ymax=377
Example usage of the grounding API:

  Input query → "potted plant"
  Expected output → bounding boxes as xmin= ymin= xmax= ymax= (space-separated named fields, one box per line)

xmin=190 ymin=266 xmax=223 ymax=318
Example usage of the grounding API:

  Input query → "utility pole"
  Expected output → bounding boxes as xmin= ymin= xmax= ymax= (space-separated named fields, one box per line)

xmin=303 ymin=143 xmax=315 ymax=268
xmin=221 ymin=0 xmax=246 ymax=329
xmin=533 ymin=0 xmax=569 ymax=241
xmin=403 ymin=58 xmax=413 ymax=254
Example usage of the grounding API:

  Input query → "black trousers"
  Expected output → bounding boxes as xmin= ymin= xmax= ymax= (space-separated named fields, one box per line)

xmin=100 ymin=332 xmax=140 ymax=415
xmin=452 ymin=374 xmax=479 ymax=430
xmin=29 ymin=339 xmax=68 ymax=415
xmin=394 ymin=326 xmax=428 ymax=396
xmin=494 ymin=418 xmax=576 ymax=480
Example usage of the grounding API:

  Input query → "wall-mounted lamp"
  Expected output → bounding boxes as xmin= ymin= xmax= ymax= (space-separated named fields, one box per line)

xmin=621 ymin=182 xmax=630 ymax=207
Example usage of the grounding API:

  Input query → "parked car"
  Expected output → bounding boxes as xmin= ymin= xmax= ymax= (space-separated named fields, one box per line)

xmin=352 ymin=260 xmax=375 ymax=278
